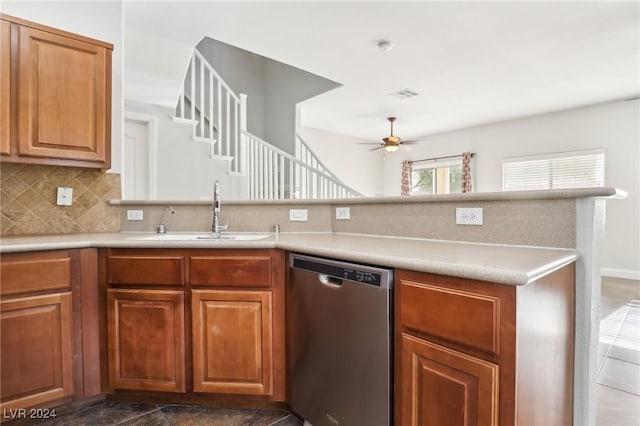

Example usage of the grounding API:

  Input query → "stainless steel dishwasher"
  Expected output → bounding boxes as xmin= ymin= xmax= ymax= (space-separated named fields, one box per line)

xmin=289 ymin=253 xmax=393 ymax=426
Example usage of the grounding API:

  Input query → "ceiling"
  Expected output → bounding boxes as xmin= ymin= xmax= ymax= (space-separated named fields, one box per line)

xmin=124 ymin=1 xmax=640 ymax=143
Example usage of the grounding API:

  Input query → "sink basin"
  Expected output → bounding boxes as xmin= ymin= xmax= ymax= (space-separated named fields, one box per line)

xmin=132 ymin=233 xmax=270 ymax=241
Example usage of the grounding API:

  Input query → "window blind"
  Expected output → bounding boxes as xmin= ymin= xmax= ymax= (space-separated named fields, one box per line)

xmin=502 ymin=149 xmax=605 ymax=191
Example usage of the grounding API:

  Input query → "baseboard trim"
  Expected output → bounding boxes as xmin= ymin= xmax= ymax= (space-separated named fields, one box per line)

xmin=601 ymin=267 xmax=640 ymax=281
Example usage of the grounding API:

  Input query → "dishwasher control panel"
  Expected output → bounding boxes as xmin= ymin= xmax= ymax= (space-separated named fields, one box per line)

xmin=290 ymin=254 xmax=393 ymax=289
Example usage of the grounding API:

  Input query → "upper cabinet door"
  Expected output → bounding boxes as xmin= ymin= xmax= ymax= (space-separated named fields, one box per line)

xmin=17 ymin=25 xmax=110 ymax=165
xmin=1 ymin=20 xmax=10 ymax=155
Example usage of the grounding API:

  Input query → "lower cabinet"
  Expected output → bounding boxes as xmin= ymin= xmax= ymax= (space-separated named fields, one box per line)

xmin=0 ymin=292 xmax=74 ymax=410
xmin=107 ymin=289 xmax=185 ymax=392
xmin=395 ymin=266 xmax=575 ymax=426
xmin=101 ymin=248 xmax=285 ymax=401
xmin=192 ymin=290 xmax=273 ymax=395
xmin=0 ymin=249 xmax=100 ymax=416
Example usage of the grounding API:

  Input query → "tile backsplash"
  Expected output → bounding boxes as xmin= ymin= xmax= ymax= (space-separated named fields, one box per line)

xmin=1 ymin=163 xmax=121 ymax=235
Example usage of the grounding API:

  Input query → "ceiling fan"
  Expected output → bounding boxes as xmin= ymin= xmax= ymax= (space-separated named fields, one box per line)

xmin=360 ymin=117 xmax=422 ymax=152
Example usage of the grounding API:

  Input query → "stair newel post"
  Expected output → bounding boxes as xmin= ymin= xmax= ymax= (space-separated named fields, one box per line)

xmin=199 ymin=56 xmax=205 ymax=138
xmin=190 ymin=52 xmax=196 ymax=133
xmin=240 ymin=93 xmax=248 ymax=175
xmin=209 ymin=71 xmax=214 ymax=142
xmin=216 ymin=80 xmax=222 ymax=156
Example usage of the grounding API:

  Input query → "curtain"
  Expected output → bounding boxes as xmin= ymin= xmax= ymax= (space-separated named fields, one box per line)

xmin=401 ymin=160 xmax=412 ymax=196
xmin=462 ymin=152 xmax=472 ymax=193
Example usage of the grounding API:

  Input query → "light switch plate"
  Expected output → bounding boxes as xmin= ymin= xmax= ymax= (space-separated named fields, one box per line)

xmin=289 ymin=209 xmax=308 ymax=222
xmin=456 ymin=207 xmax=483 ymax=225
xmin=127 ymin=210 xmax=144 ymax=221
xmin=56 ymin=187 xmax=73 ymax=206
xmin=336 ymin=207 xmax=351 ymax=220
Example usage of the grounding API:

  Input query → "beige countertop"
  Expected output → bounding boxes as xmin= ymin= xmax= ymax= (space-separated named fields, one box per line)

xmin=112 ymin=186 xmax=626 ymax=206
xmin=0 ymin=232 xmax=578 ymax=286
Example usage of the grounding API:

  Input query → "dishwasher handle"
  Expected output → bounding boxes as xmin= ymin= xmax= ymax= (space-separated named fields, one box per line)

xmin=318 ymin=274 xmax=343 ymax=287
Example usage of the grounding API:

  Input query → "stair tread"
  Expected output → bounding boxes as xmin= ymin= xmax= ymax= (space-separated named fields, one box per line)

xmin=172 ymin=117 xmax=199 ymax=125
xmin=193 ymin=136 xmax=218 ymax=144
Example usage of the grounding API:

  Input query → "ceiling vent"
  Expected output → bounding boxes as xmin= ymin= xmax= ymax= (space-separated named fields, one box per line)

xmin=390 ymin=88 xmax=419 ymax=100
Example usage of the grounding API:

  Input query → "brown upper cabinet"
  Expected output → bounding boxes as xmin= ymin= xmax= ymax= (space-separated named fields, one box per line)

xmin=1 ymin=19 xmax=10 ymax=155
xmin=0 ymin=14 xmax=112 ymax=168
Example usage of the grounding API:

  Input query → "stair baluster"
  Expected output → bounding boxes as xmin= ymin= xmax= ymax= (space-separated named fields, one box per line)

xmin=175 ymin=49 xmax=362 ymax=199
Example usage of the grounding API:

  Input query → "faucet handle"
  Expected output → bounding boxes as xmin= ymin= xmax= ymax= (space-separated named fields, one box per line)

xmin=217 ymin=217 xmax=230 ymax=232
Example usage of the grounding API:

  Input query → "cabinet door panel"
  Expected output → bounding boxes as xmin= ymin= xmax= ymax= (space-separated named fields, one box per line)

xmin=192 ymin=290 xmax=273 ymax=395
xmin=400 ymin=333 xmax=499 ymax=426
xmin=0 ymin=292 xmax=74 ymax=411
xmin=17 ymin=25 xmax=108 ymax=163
xmin=1 ymin=19 xmax=10 ymax=155
xmin=108 ymin=289 xmax=185 ymax=392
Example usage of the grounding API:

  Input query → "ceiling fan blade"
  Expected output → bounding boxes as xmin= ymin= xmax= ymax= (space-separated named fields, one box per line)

xmin=358 ymin=142 xmax=383 ymax=145
xmin=400 ymin=139 xmax=424 ymax=145
xmin=369 ymin=146 xmax=384 ymax=151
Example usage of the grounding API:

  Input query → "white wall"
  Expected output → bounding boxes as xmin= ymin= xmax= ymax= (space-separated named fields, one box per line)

xmin=3 ymin=1 xmax=124 ymax=174
xmin=195 ymin=37 xmax=266 ymax=140
xmin=299 ymin=127 xmax=384 ymax=197
xmin=196 ymin=37 xmax=340 ymax=154
xmin=382 ymin=100 xmax=640 ymax=277
xmin=262 ymin=60 xmax=340 ymax=154
xmin=125 ymin=101 xmax=246 ymax=201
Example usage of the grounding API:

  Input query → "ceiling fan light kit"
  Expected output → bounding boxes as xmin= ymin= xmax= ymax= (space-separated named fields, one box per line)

xmin=361 ymin=116 xmax=423 ymax=152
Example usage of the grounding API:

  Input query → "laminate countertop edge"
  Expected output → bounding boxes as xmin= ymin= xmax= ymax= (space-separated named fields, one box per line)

xmin=0 ymin=232 xmax=579 ymax=286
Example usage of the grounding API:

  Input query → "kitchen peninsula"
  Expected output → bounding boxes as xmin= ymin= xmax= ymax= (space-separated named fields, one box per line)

xmin=0 ymin=187 xmax=623 ymax=426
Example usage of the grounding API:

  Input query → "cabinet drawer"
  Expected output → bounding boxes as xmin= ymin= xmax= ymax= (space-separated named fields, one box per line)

xmin=107 ymin=256 xmax=184 ymax=285
xmin=190 ymin=256 xmax=272 ymax=287
xmin=400 ymin=280 xmax=501 ymax=355
xmin=1 ymin=251 xmax=72 ymax=296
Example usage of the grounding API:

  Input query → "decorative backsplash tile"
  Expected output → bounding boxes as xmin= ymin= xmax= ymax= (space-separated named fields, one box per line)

xmin=0 ymin=163 xmax=121 ymax=235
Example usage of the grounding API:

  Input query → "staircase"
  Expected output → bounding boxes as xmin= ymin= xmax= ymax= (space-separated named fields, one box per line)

xmin=174 ymin=49 xmax=362 ymax=200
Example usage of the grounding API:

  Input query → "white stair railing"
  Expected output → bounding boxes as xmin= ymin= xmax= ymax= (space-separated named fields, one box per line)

xmin=174 ymin=48 xmax=361 ymax=198
xmin=175 ymin=49 xmax=246 ymax=174
xmin=245 ymin=131 xmax=363 ymax=200
xmin=295 ymin=134 xmax=338 ymax=180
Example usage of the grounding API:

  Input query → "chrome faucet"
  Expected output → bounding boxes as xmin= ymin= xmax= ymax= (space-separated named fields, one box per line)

xmin=212 ymin=181 xmax=228 ymax=235
xmin=156 ymin=205 xmax=175 ymax=234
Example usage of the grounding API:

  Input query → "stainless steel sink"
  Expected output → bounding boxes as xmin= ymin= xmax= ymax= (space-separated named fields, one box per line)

xmin=131 ymin=233 xmax=270 ymax=241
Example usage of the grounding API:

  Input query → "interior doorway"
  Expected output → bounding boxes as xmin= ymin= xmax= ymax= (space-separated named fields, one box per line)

xmin=123 ymin=112 xmax=157 ymax=199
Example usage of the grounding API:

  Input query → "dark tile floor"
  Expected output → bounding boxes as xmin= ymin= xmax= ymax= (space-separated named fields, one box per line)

xmin=25 ymin=402 xmax=302 ymax=426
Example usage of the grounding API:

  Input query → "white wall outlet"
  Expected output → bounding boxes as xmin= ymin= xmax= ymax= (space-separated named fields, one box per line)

xmin=289 ymin=209 xmax=308 ymax=222
xmin=127 ymin=210 xmax=144 ymax=221
xmin=336 ymin=207 xmax=351 ymax=220
xmin=56 ymin=187 xmax=73 ymax=206
xmin=456 ymin=207 xmax=483 ymax=225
